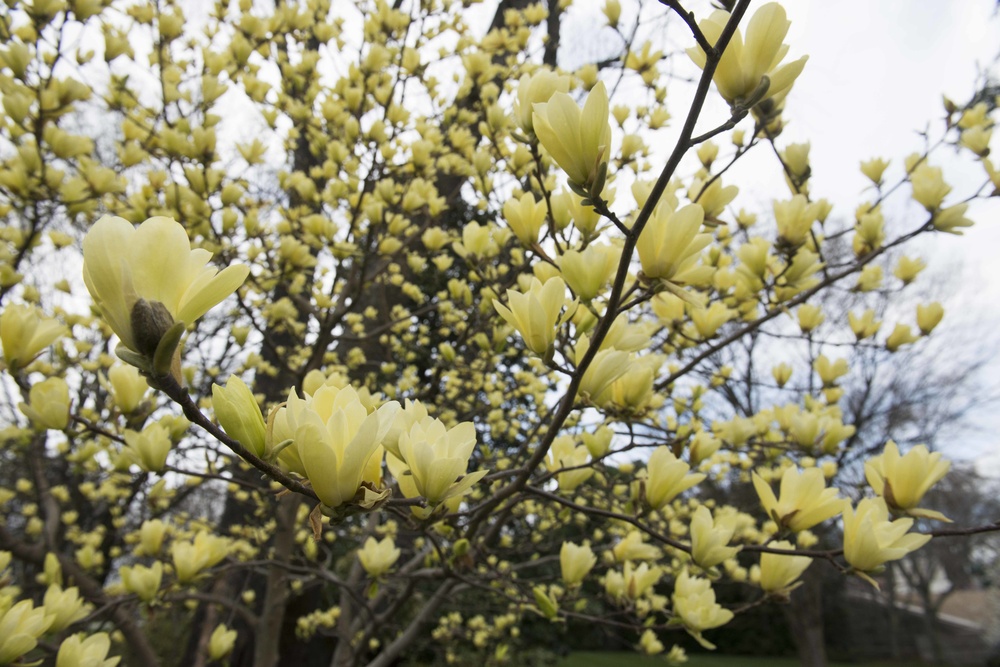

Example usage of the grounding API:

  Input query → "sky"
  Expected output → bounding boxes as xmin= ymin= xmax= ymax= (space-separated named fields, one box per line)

xmin=762 ymin=1 xmax=1000 ymax=469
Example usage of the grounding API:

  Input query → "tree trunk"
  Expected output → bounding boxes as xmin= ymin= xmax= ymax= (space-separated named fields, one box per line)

xmin=782 ymin=569 xmax=827 ymax=667
xmin=254 ymin=495 xmax=303 ymax=667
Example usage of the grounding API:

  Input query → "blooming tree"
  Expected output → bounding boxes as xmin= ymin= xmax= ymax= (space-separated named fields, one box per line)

xmin=0 ymin=0 xmax=997 ymax=665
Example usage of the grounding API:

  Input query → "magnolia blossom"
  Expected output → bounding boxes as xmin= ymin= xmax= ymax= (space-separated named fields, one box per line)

xmin=865 ymin=441 xmax=950 ymax=521
xmin=532 ymin=82 xmax=612 ymax=192
xmin=753 ymin=467 xmax=845 ymax=532
xmin=82 ymin=216 xmax=248 ymax=363
xmin=513 ymin=69 xmax=571 ymax=135
xmin=641 ymin=446 xmax=705 ymax=510
xmin=0 ymin=304 xmax=65 ymax=371
xmin=672 ymin=570 xmax=733 ymax=648
xmin=758 ymin=540 xmax=811 ymax=596
xmin=172 ymin=531 xmax=231 ymax=583
xmin=503 ymin=192 xmax=548 ymax=246
xmin=276 ymin=384 xmax=399 ymax=509
xmin=687 ymin=3 xmax=808 ymax=109
xmin=121 ymin=562 xmax=163 ymax=602
xmin=396 ymin=418 xmax=485 ymax=505
xmin=0 ymin=600 xmax=53 ymax=664
xmin=636 ymin=203 xmax=712 ymax=283
xmin=56 ymin=633 xmax=119 ymax=667
xmin=357 ymin=536 xmax=401 ymax=577
xmin=843 ymin=498 xmax=931 ymax=577
xmin=494 ymin=277 xmax=568 ymax=356
xmin=560 ymin=541 xmax=597 ymax=587
xmin=689 ymin=506 xmax=741 ymax=569
xmin=213 ymin=375 xmax=267 ymax=458
xmin=208 ymin=625 xmax=238 ymax=661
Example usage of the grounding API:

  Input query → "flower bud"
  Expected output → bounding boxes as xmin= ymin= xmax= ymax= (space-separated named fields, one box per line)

xmin=916 ymin=302 xmax=944 ymax=335
xmin=107 ymin=364 xmax=149 ymax=414
xmin=208 ymin=624 xmax=237 ymax=661
xmin=560 ymin=541 xmax=596 ymax=587
xmin=212 ymin=376 xmax=267 ymax=457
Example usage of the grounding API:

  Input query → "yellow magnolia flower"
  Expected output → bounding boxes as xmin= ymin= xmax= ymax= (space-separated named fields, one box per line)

xmin=493 ymin=277 xmax=568 ymax=356
xmin=213 ymin=375 xmax=267 ymax=458
xmin=0 ymin=600 xmax=53 ymax=664
xmin=752 ymin=467 xmax=845 ymax=532
xmin=396 ymin=418 xmax=486 ymax=505
xmin=758 ymin=540 xmax=811 ymax=596
xmin=121 ymin=562 xmax=163 ymax=602
xmin=636 ymin=203 xmax=712 ymax=283
xmin=56 ymin=633 xmax=120 ymax=667
xmin=931 ymin=203 xmax=974 ymax=235
xmin=689 ymin=431 xmax=721 ymax=466
xmin=686 ymin=3 xmax=807 ymax=109
xmin=43 ymin=585 xmax=90 ymax=632
xmin=171 ymin=531 xmax=230 ymax=583
xmin=546 ymin=435 xmax=595 ymax=492
xmin=106 ymin=364 xmax=149 ymax=414
xmin=135 ymin=519 xmax=168 ymax=557
xmin=774 ymin=195 xmax=822 ymax=249
xmin=894 ymin=255 xmax=926 ymax=284
xmin=503 ymin=192 xmax=548 ymax=246
xmin=279 ymin=385 xmax=399 ymax=510
xmin=0 ymin=304 xmax=66 ymax=371
xmin=813 ymin=355 xmax=847 ymax=386
xmin=916 ymin=302 xmax=944 ymax=335
xmin=638 ymin=629 xmax=663 ymax=656
xmin=602 ymin=0 xmax=621 ymax=26
xmin=382 ymin=399 xmax=433 ymax=459
xmin=860 ymin=157 xmax=890 ymax=185
xmin=560 ymin=541 xmax=597 ymax=587
xmin=208 ymin=624 xmax=237 ymax=661
xmin=82 ymin=216 xmax=248 ymax=373
xmin=689 ymin=506 xmax=741 ymax=569
xmin=560 ymin=244 xmax=617 ymax=302
xmin=672 ymin=570 xmax=733 ymax=649
xmin=613 ymin=530 xmax=661 ymax=563
xmin=772 ymin=362 xmax=792 ymax=387
xmin=848 ymin=309 xmax=881 ymax=340
xmin=910 ymin=163 xmax=951 ymax=211
xmin=865 ymin=441 xmax=950 ymax=521
xmin=513 ymin=69 xmax=571 ymax=136
xmin=532 ymin=81 xmax=612 ymax=193
xmin=640 ymin=446 xmax=705 ymax=511
xmin=19 ymin=377 xmax=70 ymax=431
xmin=843 ymin=498 xmax=931 ymax=580
xmin=122 ymin=423 xmax=172 ymax=473
xmin=605 ymin=561 xmax=662 ymax=602
xmin=885 ymin=323 xmax=919 ymax=352
xmin=357 ymin=536 xmax=401 ymax=577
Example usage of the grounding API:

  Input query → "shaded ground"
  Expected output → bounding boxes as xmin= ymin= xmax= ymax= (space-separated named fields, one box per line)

xmin=558 ymin=653 xmax=947 ymax=667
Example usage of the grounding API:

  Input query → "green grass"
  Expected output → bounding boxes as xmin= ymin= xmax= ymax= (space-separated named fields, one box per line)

xmin=558 ymin=653 xmax=944 ymax=667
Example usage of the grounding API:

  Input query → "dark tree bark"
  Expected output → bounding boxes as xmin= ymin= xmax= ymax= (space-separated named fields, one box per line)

xmin=782 ymin=568 xmax=828 ymax=667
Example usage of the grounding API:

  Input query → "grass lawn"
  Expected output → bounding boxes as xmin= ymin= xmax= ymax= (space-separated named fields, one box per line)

xmin=558 ymin=653 xmax=944 ymax=667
